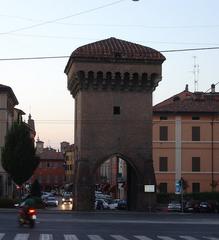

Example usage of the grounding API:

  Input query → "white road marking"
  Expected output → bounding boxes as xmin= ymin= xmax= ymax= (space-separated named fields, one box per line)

xmin=88 ymin=235 xmax=105 ymax=240
xmin=64 ymin=234 xmax=80 ymax=240
xmin=157 ymin=236 xmax=176 ymax=240
xmin=0 ymin=234 xmax=5 ymax=240
xmin=180 ymin=236 xmax=199 ymax=240
xmin=39 ymin=234 xmax=53 ymax=240
xmin=111 ymin=235 xmax=130 ymax=240
xmin=203 ymin=237 xmax=219 ymax=240
xmin=14 ymin=233 xmax=29 ymax=240
xmin=134 ymin=236 xmax=154 ymax=240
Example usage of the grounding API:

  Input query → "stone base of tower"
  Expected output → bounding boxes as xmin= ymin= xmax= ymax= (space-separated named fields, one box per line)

xmin=73 ymin=184 xmax=95 ymax=211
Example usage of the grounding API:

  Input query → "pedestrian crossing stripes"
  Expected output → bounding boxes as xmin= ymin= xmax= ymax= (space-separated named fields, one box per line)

xmin=88 ymin=235 xmax=104 ymax=240
xmin=157 ymin=236 xmax=175 ymax=240
xmin=111 ymin=235 xmax=130 ymax=240
xmin=64 ymin=234 xmax=79 ymax=240
xmin=39 ymin=234 xmax=53 ymax=240
xmin=134 ymin=236 xmax=153 ymax=240
xmin=0 ymin=233 xmax=218 ymax=240
xmin=14 ymin=234 xmax=29 ymax=240
xmin=203 ymin=238 xmax=219 ymax=240
xmin=0 ymin=233 xmax=5 ymax=240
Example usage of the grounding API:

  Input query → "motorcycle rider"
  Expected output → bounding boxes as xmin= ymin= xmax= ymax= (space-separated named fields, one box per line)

xmin=20 ymin=194 xmax=35 ymax=219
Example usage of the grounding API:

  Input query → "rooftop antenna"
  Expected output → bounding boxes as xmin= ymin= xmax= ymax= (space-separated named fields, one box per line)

xmin=193 ymin=56 xmax=199 ymax=92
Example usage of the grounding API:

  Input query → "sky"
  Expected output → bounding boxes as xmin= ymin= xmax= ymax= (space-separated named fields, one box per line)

xmin=1 ymin=0 xmax=219 ymax=150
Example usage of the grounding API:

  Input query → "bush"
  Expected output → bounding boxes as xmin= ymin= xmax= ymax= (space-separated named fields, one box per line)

xmin=157 ymin=192 xmax=219 ymax=204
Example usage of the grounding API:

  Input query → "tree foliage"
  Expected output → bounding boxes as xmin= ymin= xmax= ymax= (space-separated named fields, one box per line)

xmin=1 ymin=122 xmax=39 ymax=186
xmin=30 ymin=179 xmax=42 ymax=197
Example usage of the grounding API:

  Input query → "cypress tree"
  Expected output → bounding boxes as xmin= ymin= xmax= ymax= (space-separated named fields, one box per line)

xmin=1 ymin=122 xmax=39 ymax=186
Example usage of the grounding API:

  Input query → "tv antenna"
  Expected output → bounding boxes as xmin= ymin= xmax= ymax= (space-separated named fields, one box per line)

xmin=193 ymin=56 xmax=199 ymax=92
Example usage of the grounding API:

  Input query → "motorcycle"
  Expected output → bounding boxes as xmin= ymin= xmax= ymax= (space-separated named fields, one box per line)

xmin=18 ymin=207 xmax=36 ymax=228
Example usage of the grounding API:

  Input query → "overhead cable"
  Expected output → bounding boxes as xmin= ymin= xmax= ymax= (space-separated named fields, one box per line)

xmin=0 ymin=0 xmax=126 ymax=35
xmin=0 ymin=46 xmax=219 ymax=61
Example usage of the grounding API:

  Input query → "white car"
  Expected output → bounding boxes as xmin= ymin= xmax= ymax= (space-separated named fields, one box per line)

xmin=45 ymin=196 xmax=59 ymax=207
xmin=168 ymin=201 xmax=181 ymax=212
xmin=108 ymin=199 xmax=120 ymax=210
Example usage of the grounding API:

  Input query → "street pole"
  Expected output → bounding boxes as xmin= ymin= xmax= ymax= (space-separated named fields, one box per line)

xmin=181 ymin=178 xmax=184 ymax=213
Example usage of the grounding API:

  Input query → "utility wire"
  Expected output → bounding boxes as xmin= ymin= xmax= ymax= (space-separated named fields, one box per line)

xmin=161 ymin=46 xmax=219 ymax=53
xmin=0 ymin=0 xmax=126 ymax=35
xmin=2 ymin=13 xmax=219 ymax=30
xmin=6 ymin=32 xmax=219 ymax=47
xmin=1 ymin=46 xmax=219 ymax=61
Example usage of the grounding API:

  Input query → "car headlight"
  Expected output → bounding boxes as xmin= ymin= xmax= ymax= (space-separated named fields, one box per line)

xmin=70 ymin=198 xmax=72 ymax=201
xmin=62 ymin=198 xmax=65 ymax=201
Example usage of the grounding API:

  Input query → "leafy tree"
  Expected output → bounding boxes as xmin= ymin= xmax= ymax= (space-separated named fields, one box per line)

xmin=30 ymin=179 xmax=42 ymax=197
xmin=1 ymin=122 xmax=39 ymax=186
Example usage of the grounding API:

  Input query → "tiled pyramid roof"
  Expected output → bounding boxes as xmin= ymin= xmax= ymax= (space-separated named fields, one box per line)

xmin=65 ymin=37 xmax=165 ymax=72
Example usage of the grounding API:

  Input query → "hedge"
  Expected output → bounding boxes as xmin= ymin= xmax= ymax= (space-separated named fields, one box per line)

xmin=0 ymin=196 xmax=45 ymax=209
xmin=157 ymin=192 xmax=219 ymax=204
xmin=0 ymin=198 xmax=18 ymax=208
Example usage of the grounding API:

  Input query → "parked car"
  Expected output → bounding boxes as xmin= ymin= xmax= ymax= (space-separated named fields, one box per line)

xmin=199 ymin=201 xmax=215 ymax=213
xmin=45 ymin=196 xmax=59 ymax=207
xmin=41 ymin=192 xmax=53 ymax=201
xmin=95 ymin=199 xmax=109 ymax=210
xmin=167 ymin=201 xmax=181 ymax=212
xmin=62 ymin=193 xmax=73 ymax=205
xmin=184 ymin=200 xmax=199 ymax=213
xmin=117 ymin=200 xmax=127 ymax=210
xmin=108 ymin=199 xmax=120 ymax=210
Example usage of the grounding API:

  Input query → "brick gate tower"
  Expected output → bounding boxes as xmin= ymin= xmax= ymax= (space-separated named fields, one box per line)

xmin=64 ymin=37 xmax=165 ymax=211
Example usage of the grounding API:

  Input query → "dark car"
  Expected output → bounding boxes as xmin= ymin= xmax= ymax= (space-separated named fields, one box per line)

xmin=184 ymin=200 xmax=199 ymax=213
xmin=199 ymin=201 xmax=215 ymax=213
xmin=117 ymin=200 xmax=127 ymax=210
xmin=62 ymin=194 xmax=73 ymax=205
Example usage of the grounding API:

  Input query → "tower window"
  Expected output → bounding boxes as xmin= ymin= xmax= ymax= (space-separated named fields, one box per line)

xmin=113 ymin=106 xmax=120 ymax=115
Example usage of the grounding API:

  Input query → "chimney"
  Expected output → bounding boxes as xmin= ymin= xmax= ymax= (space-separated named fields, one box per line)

xmin=211 ymin=84 xmax=215 ymax=93
xmin=185 ymin=84 xmax=189 ymax=91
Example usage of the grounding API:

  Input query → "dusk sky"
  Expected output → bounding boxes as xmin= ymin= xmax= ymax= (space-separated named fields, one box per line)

xmin=1 ymin=0 xmax=219 ymax=149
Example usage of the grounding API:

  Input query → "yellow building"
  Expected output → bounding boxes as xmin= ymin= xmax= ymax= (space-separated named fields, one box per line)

xmin=61 ymin=143 xmax=75 ymax=191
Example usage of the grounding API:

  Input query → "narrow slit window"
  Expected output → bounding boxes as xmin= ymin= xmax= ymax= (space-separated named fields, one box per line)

xmin=113 ymin=106 xmax=120 ymax=115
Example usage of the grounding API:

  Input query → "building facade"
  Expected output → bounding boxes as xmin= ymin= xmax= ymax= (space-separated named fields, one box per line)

xmin=61 ymin=142 xmax=75 ymax=191
xmin=0 ymin=84 xmax=36 ymax=197
xmin=153 ymin=84 xmax=219 ymax=193
xmin=0 ymin=84 xmax=19 ymax=197
xmin=32 ymin=140 xmax=65 ymax=192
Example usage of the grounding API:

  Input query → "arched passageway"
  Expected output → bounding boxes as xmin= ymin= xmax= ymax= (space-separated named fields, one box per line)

xmin=94 ymin=154 xmax=140 ymax=210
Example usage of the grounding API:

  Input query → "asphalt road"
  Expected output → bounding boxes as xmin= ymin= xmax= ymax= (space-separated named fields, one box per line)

xmin=0 ymin=210 xmax=219 ymax=240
